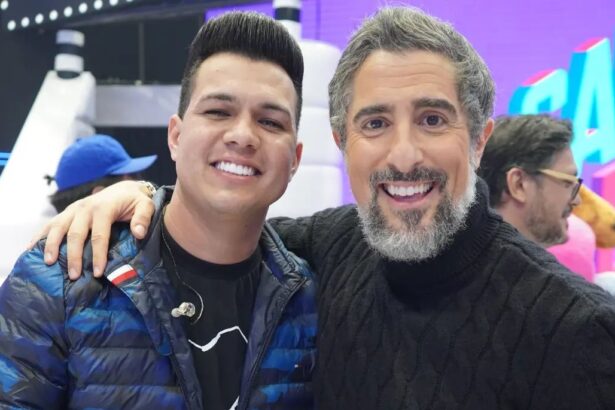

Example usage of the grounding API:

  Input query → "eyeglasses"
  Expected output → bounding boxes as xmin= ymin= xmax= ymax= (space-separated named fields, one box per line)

xmin=536 ymin=168 xmax=583 ymax=199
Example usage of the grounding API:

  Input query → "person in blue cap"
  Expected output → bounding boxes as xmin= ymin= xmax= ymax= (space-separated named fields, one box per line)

xmin=47 ymin=134 xmax=157 ymax=212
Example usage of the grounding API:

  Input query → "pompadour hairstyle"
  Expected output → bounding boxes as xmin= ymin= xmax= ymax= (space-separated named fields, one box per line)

xmin=178 ymin=11 xmax=304 ymax=126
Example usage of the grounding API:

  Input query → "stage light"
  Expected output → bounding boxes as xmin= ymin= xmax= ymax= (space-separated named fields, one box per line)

xmin=2 ymin=0 xmax=209 ymax=32
xmin=7 ymin=20 xmax=15 ymax=30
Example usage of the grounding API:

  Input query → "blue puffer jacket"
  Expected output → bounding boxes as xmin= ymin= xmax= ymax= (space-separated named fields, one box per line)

xmin=0 ymin=188 xmax=317 ymax=410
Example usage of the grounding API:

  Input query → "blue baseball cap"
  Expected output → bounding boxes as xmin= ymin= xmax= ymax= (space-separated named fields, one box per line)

xmin=55 ymin=134 xmax=157 ymax=191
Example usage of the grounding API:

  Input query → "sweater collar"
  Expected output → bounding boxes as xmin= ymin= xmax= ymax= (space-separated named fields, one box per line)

xmin=383 ymin=178 xmax=502 ymax=296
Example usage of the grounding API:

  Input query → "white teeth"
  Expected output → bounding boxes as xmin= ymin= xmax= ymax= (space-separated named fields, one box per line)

xmin=384 ymin=183 xmax=431 ymax=197
xmin=215 ymin=161 xmax=256 ymax=176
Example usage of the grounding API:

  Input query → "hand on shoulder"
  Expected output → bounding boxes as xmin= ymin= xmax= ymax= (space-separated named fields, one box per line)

xmin=29 ymin=180 xmax=156 ymax=280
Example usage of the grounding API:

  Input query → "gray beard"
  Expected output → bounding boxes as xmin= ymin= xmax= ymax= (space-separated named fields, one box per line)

xmin=357 ymin=168 xmax=477 ymax=262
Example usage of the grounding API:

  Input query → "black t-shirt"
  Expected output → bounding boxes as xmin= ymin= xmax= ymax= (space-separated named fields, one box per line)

xmin=161 ymin=222 xmax=262 ymax=410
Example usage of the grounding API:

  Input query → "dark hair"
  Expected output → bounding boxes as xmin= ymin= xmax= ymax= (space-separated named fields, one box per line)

xmin=178 ymin=12 xmax=304 ymax=126
xmin=478 ymin=114 xmax=573 ymax=206
xmin=49 ymin=174 xmax=138 ymax=213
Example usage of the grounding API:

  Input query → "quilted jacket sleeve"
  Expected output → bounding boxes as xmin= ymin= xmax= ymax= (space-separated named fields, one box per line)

xmin=0 ymin=243 xmax=69 ymax=409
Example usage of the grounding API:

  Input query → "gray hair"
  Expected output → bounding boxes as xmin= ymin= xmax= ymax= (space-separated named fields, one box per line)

xmin=329 ymin=6 xmax=495 ymax=148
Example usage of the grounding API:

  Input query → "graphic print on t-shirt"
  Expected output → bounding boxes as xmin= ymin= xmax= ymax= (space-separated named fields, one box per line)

xmin=189 ymin=326 xmax=248 ymax=353
xmin=189 ymin=326 xmax=249 ymax=410
xmin=161 ymin=222 xmax=261 ymax=410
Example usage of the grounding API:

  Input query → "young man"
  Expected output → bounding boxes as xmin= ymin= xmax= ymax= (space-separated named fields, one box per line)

xmin=37 ymin=6 xmax=615 ymax=410
xmin=479 ymin=114 xmax=582 ymax=247
xmin=0 ymin=12 xmax=316 ymax=410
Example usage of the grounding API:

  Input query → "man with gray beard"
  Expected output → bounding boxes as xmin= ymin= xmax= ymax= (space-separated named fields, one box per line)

xmin=360 ymin=162 xmax=478 ymax=261
xmin=37 ymin=6 xmax=615 ymax=410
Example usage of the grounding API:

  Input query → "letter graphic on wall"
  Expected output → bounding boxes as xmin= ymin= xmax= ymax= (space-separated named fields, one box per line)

xmin=562 ymin=38 xmax=615 ymax=170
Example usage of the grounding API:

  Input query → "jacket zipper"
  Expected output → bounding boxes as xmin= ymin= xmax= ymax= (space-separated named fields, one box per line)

xmin=169 ymin=350 xmax=196 ymax=410
xmin=237 ymin=276 xmax=308 ymax=410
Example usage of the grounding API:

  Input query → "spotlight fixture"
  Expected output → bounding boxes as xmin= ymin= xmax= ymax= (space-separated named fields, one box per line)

xmin=2 ymin=0 xmax=202 ymax=32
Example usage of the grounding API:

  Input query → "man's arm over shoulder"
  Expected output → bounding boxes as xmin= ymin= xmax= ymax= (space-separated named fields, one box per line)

xmin=0 ymin=243 xmax=69 ymax=408
xmin=268 ymin=205 xmax=359 ymax=271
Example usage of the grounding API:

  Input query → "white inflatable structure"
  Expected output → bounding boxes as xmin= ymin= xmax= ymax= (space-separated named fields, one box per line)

xmin=0 ymin=29 xmax=95 ymax=280
xmin=266 ymin=0 xmax=343 ymax=217
xmin=0 ymin=2 xmax=343 ymax=282
xmin=268 ymin=39 xmax=342 ymax=217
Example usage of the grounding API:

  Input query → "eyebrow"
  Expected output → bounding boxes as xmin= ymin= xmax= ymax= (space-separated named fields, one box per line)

xmin=199 ymin=92 xmax=236 ymax=103
xmin=352 ymin=98 xmax=459 ymax=125
xmin=352 ymin=104 xmax=393 ymax=124
xmin=550 ymin=165 xmax=578 ymax=176
xmin=414 ymin=97 xmax=458 ymax=118
xmin=261 ymin=102 xmax=292 ymax=120
xmin=197 ymin=93 xmax=292 ymax=119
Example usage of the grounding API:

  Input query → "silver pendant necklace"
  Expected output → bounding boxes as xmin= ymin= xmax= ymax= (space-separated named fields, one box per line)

xmin=161 ymin=207 xmax=204 ymax=325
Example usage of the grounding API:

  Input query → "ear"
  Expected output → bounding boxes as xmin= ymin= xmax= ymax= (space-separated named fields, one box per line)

xmin=472 ymin=118 xmax=495 ymax=167
xmin=505 ymin=167 xmax=530 ymax=204
xmin=290 ymin=142 xmax=303 ymax=179
xmin=333 ymin=131 xmax=343 ymax=150
xmin=168 ymin=114 xmax=182 ymax=162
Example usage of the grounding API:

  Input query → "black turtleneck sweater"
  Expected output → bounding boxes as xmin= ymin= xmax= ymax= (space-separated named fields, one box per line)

xmin=271 ymin=181 xmax=615 ymax=409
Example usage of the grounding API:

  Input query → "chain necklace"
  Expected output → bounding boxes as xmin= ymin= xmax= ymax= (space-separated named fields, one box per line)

xmin=160 ymin=207 xmax=204 ymax=325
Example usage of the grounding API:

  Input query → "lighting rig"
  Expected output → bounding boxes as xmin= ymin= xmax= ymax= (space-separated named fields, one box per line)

xmin=0 ymin=0 xmax=260 ymax=32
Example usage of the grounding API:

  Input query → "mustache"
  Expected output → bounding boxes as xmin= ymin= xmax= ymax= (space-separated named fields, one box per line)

xmin=369 ymin=166 xmax=448 ymax=189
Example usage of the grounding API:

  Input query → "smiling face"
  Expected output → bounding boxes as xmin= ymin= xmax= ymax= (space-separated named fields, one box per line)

xmin=339 ymin=50 xmax=493 ymax=261
xmin=168 ymin=52 xmax=302 ymax=220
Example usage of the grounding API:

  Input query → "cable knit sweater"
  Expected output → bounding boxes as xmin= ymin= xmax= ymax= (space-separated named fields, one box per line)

xmin=271 ymin=182 xmax=615 ymax=410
